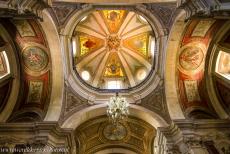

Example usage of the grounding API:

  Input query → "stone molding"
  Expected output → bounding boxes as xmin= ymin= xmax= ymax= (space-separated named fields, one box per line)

xmin=155 ymin=119 xmax=230 ymax=154
xmin=0 ymin=122 xmax=75 ymax=153
xmin=143 ymin=2 xmax=178 ymax=32
xmin=177 ymin=0 xmax=230 ymax=20
xmin=0 ymin=0 xmax=51 ymax=20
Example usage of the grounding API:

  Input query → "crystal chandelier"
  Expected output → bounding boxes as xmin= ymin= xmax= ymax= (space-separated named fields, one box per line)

xmin=107 ymin=93 xmax=129 ymax=125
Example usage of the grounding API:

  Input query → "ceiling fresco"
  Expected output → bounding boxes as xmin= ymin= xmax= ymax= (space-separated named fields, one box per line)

xmin=72 ymin=10 xmax=155 ymax=89
xmin=176 ymin=19 xmax=228 ymax=118
xmin=75 ymin=116 xmax=155 ymax=154
xmin=0 ymin=19 xmax=52 ymax=122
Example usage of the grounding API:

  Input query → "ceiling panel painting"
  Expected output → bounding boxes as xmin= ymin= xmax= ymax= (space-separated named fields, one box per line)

xmin=123 ymin=33 xmax=150 ymax=57
xmin=100 ymin=10 xmax=127 ymax=34
xmin=78 ymin=33 xmax=105 ymax=56
xmin=103 ymin=52 xmax=125 ymax=78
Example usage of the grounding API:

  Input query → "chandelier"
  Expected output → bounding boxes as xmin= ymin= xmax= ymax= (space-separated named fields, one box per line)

xmin=107 ymin=93 xmax=129 ymax=125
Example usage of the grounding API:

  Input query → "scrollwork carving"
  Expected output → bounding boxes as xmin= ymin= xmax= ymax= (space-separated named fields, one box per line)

xmin=143 ymin=3 xmax=177 ymax=31
xmin=140 ymin=81 xmax=170 ymax=122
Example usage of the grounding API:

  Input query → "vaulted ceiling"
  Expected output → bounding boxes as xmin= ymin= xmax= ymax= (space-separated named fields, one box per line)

xmin=0 ymin=1 xmax=229 ymax=153
xmin=75 ymin=116 xmax=155 ymax=154
xmin=73 ymin=10 xmax=154 ymax=89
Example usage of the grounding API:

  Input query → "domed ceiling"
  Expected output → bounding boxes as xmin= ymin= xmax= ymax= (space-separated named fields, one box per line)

xmin=72 ymin=10 xmax=155 ymax=90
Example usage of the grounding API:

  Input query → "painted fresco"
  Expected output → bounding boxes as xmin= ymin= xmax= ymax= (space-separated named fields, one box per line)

xmin=179 ymin=46 xmax=204 ymax=71
xmin=184 ymin=80 xmax=201 ymax=102
xmin=27 ymin=80 xmax=43 ymax=103
xmin=12 ymin=20 xmax=35 ymax=37
xmin=123 ymin=33 xmax=150 ymax=57
xmin=100 ymin=10 xmax=127 ymax=34
xmin=78 ymin=33 xmax=105 ymax=56
xmin=103 ymin=123 xmax=127 ymax=140
xmin=22 ymin=46 xmax=49 ymax=72
xmin=177 ymin=19 xmax=224 ymax=116
xmin=73 ymin=10 xmax=153 ymax=89
xmin=1 ymin=19 xmax=51 ymax=121
xmin=191 ymin=20 xmax=215 ymax=37
xmin=104 ymin=53 xmax=124 ymax=78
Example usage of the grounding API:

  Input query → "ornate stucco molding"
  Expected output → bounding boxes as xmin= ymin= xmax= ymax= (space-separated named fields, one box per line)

xmin=0 ymin=0 xmax=51 ymax=19
xmin=143 ymin=2 xmax=178 ymax=33
xmin=0 ymin=122 xmax=75 ymax=153
xmin=155 ymin=119 xmax=230 ymax=154
xmin=177 ymin=0 xmax=230 ymax=20
xmin=140 ymin=81 xmax=171 ymax=123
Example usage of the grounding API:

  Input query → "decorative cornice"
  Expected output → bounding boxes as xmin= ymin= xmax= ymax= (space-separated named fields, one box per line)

xmin=0 ymin=0 xmax=51 ymax=20
xmin=177 ymin=0 xmax=230 ymax=20
xmin=157 ymin=119 xmax=230 ymax=153
xmin=0 ymin=122 xmax=74 ymax=152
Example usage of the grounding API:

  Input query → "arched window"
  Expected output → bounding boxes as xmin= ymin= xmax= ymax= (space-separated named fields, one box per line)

xmin=0 ymin=50 xmax=10 ymax=79
xmin=215 ymin=50 xmax=230 ymax=80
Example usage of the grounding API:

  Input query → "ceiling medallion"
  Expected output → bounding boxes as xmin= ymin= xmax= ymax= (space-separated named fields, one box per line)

xmin=22 ymin=46 xmax=49 ymax=72
xmin=179 ymin=46 xmax=204 ymax=70
xmin=107 ymin=93 xmax=129 ymax=125
xmin=103 ymin=123 xmax=127 ymax=141
xmin=107 ymin=35 xmax=121 ymax=51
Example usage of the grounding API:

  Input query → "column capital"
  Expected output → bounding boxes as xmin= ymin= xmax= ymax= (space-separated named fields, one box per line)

xmin=166 ymin=143 xmax=181 ymax=154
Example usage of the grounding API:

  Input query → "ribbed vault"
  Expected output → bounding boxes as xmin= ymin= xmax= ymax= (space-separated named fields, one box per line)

xmin=72 ymin=10 xmax=155 ymax=89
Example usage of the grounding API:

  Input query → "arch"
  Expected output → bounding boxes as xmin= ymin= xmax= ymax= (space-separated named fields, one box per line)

xmin=40 ymin=10 xmax=65 ymax=121
xmin=164 ymin=10 xmax=186 ymax=119
xmin=61 ymin=103 xmax=168 ymax=129
xmin=0 ymin=24 xmax=20 ymax=122
xmin=205 ymin=20 xmax=230 ymax=119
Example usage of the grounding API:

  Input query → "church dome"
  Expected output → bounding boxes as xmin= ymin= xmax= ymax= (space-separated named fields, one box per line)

xmin=71 ymin=10 xmax=155 ymax=90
